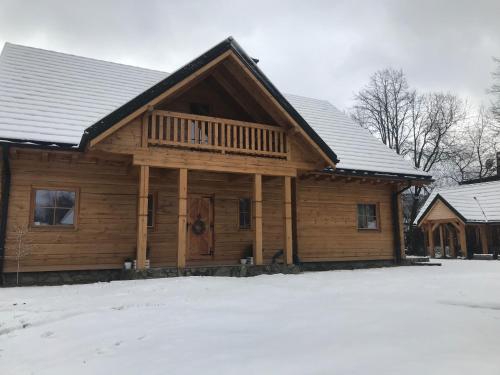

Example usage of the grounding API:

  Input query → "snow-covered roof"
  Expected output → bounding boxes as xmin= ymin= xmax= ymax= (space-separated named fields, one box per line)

xmin=416 ymin=180 xmax=500 ymax=224
xmin=0 ymin=42 xmax=429 ymax=178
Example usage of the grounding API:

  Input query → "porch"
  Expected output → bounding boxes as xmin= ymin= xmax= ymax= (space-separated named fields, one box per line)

xmin=423 ymin=220 xmax=500 ymax=258
xmin=134 ymin=168 xmax=294 ymax=270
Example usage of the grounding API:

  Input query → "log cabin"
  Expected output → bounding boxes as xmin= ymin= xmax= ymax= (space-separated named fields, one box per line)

xmin=0 ymin=37 xmax=432 ymax=283
xmin=416 ymin=179 xmax=500 ymax=258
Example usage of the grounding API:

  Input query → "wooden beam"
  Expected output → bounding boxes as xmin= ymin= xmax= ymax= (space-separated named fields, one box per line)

xmin=253 ymin=174 xmax=263 ymax=265
xmin=132 ymin=148 xmax=299 ymax=177
xmin=480 ymin=224 xmax=489 ymax=254
xmin=283 ymin=176 xmax=293 ymax=265
xmin=177 ymin=168 xmax=188 ymax=268
xmin=136 ymin=165 xmax=149 ymax=269
xmin=211 ymin=69 xmax=267 ymax=123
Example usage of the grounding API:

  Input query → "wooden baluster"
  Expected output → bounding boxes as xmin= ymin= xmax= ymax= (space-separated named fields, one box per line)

xmin=166 ymin=116 xmax=171 ymax=143
xmin=179 ymin=118 xmax=185 ymax=144
xmin=280 ymin=131 xmax=284 ymax=153
xmin=158 ymin=115 xmax=164 ymax=144
xmin=208 ymin=122 xmax=213 ymax=146
xmin=173 ymin=117 xmax=178 ymax=143
xmin=194 ymin=120 xmax=199 ymax=144
xmin=245 ymin=126 xmax=249 ymax=150
xmin=241 ymin=126 xmax=244 ymax=149
xmin=263 ymin=129 xmax=267 ymax=151
xmin=160 ymin=116 xmax=167 ymax=144
xmin=221 ymin=123 xmax=226 ymax=152
xmin=232 ymin=125 xmax=236 ymax=149
xmin=214 ymin=123 xmax=219 ymax=148
xmin=187 ymin=119 xmax=192 ymax=144
xmin=257 ymin=128 xmax=261 ymax=151
xmin=150 ymin=114 xmax=157 ymax=143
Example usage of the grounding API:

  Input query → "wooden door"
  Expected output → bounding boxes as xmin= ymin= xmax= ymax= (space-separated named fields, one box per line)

xmin=188 ymin=195 xmax=214 ymax=259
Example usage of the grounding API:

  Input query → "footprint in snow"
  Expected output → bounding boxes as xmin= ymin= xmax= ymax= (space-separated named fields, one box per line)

xmin=41 ymin=331 xmax=54 ymax=338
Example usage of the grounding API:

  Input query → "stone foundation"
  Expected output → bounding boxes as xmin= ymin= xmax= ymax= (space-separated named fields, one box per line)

xmin=2 ymin=259 xmax=398 ymax=287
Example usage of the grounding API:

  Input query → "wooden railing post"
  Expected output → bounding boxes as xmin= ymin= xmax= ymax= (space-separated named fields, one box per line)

xmin=253 ymin=174 xmax=263 ymax=265
xmin=283 ymin=176 xmax=293 ymax=265
xmin=177 ymin=168 xmax=188 ymax=268
xmin=136 ymin=165 xmax=149 ymax=269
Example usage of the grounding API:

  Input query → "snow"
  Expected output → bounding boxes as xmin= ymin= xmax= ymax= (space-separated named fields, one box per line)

xmin=2 ymin=261 xmax=499 ymax=375
xmin=0 ymin=42 xmax=428 ymax=178
xmin=416 ymin=179 xmax=500 ymax=223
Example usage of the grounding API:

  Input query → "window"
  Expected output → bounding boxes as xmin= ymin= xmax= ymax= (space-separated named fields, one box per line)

xmin=147 ymin=193 xmax=155 ymax=229
xmin=357 ymin=204 xmax=379 ymax=230
xmin=32 ymin=189 xmax=77 ymax=227
xmin=239 ymin=198 xmax=251 ymax=230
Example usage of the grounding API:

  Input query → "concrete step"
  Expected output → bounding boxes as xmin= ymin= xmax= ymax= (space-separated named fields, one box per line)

xmin=411 ymin=262 xmax=442 ymax=266
xmin=472 ymin=254 xmax=495 ymax=260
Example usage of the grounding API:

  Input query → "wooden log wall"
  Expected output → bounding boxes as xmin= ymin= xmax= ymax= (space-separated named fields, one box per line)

xmin=296 ymin=178 xmax=396 ymax=261
xmin=2 ymin=152 xmax=286 ymax=272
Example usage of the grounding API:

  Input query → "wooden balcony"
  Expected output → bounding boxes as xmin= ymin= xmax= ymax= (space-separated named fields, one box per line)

xmin=146 ymin=110 xmax=288 ymax=159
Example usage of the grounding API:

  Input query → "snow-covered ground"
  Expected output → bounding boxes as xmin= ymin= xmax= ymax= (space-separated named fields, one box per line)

xmin=1 ymin=260 xmax=500 ymax=375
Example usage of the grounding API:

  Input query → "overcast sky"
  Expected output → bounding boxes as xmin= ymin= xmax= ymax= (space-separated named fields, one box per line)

xmin=1 ymin=0 xmax=499 ymax=110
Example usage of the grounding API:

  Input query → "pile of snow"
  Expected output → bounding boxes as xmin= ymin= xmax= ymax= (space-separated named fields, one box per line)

xmin=1 ymin=260 xmax=500 ymax=374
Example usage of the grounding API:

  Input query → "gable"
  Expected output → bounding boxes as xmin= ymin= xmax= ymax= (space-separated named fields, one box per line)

xmin=425 ymin=199 xmax=460 ymax=221
xmin=83 ymin=38 xmax=338 ymax=168
xmin=93 ymin=74 xmax=326 ymax=171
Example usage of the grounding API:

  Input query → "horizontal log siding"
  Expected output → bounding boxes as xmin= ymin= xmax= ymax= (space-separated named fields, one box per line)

xmin=3 ymin=155 xmax=285 ymax=272
xmin=3 ymin=155 xmax=138 ymax=272
xmin=296 ymin=179 xmax=395 ymax=262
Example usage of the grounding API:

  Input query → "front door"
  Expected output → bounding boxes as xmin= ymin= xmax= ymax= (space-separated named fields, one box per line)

xmin=188 ymin=195 xmax=214 ymax=259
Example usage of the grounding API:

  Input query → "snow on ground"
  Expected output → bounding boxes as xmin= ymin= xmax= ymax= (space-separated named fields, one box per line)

xmin=1 ymin=260 xmax=500 ymax=375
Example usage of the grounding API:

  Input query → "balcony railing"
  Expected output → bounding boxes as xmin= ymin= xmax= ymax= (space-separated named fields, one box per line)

xmin=146 ymin=110 xmax=288 ymax=158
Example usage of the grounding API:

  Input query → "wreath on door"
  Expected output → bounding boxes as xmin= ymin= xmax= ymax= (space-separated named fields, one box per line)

xmin=192 ymin=215 xmax=206 ymax=235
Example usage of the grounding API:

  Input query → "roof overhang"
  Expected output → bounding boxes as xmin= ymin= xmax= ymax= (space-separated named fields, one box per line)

xmin=79 ymin=37 xmax=339 ymax=167
xmin=416 ymin=194 xmax=467 ymax=226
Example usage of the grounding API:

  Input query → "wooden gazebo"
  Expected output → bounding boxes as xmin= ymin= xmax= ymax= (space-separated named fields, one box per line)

xmin=416 ymin=180 xmax=500 ymax=258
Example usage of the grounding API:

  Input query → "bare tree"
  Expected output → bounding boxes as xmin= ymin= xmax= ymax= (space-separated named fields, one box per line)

xmin=490 ymin=57 xmax=500 ymax=126
xmin=445 ymin=106 xmax=498 ymax=183
xmin=405 ymin=93 xmax=466 ymax=252
xmin=352 ymin=68 xmax=414 ymax=155
xmin=352 ymin=69 xmax=466 ymax=254
xmin=5 ymin=225 xmax=33 ymax=285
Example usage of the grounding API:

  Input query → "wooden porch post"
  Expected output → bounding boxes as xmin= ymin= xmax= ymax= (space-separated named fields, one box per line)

xmin=448 ymin=225 xmax=456 ymax=258
xmin=283 ymin=176 xmax=293 ymax=265
xmin=480 ymin=224 xmax=489 ymax=255
xmin=439 ymin=224 xmax=445 ymax=258
xmin=459 ymin=223 xmax=467 ymax=258
xmin=428 ymin=223 xmax=435 ymax=258
xmin=177 ymin=168 xmax=188 ymax=268
xmin=253 ymin=174 xmax=263 ymax=265
xmin=136 ymin=165 xmax=149 ymax=269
